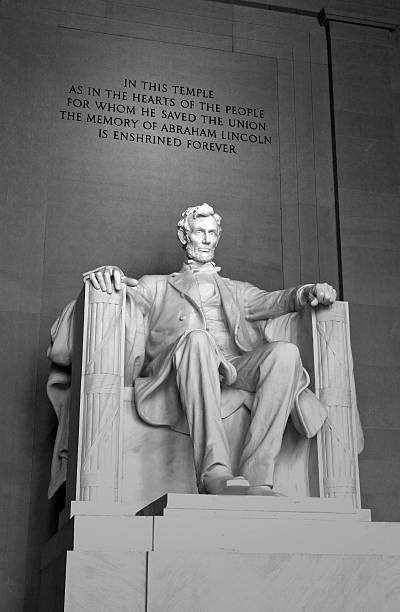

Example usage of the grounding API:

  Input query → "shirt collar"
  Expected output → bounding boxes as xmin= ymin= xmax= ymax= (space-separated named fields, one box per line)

xmin=178 ymin=260 xmax=221 ymax=274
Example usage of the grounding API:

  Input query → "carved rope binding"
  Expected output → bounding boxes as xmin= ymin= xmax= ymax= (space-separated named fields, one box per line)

xmin=314 ymin=302 xmax=361 ymax=507
xmin=76 ymin=282 xmax=126 ymax=503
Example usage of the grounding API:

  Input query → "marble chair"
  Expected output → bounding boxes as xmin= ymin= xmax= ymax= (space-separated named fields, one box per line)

xmin=48 ymin=281 xmax=363 ymax=514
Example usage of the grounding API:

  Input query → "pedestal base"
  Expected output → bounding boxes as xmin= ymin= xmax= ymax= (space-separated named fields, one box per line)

xmin=39 ymin=496 xmax=400 ymax=611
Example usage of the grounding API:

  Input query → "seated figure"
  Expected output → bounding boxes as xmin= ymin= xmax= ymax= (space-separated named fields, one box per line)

xmin=70 ymin=203 xmax=337 ymax=496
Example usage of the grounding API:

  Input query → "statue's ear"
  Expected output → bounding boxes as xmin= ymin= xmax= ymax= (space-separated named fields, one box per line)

xmin=177 ymin=227 xmax=187 ymax=246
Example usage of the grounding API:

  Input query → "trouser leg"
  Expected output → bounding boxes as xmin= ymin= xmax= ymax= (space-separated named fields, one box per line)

xmin=230 ymin=341 xmax=303 ymax=487
xmin=173 ymin=330 xmax=232 ymax=490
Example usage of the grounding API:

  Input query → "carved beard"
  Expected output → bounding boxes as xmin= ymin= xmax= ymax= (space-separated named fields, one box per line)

xmin=186 ymin=242 xmax=215 ymax=263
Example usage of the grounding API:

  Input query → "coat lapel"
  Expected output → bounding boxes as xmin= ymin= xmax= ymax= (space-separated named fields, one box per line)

xmin=216 ymin=276 xmax=255 ymax=351
xmin=215 ymin=276 xmax=241 ymax=336
xmin=168 ymin=271 xmax=202 ymax=309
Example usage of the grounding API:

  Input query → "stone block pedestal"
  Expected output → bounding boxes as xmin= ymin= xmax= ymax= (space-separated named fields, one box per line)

xmin=39 ymin=495 xmax=400 ymax=612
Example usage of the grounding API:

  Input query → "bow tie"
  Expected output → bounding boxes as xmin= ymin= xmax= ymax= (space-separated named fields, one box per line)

xmin=182 ymin=260 xmax=221 ymax=274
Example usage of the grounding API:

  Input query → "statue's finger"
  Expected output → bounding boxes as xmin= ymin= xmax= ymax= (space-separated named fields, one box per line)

xmin=103 ymin=269 xmax=112 ymax=294
xmin=95 ymin=270 xmax=107 ymax=292
xmin=323 ymin=285 xmax=334 ymax=303
xmin=113 ymin=269 xmax=122 ymax=291
xmin=89 ymin=272 xmax=100 ymax=290
xmin=320 ymin=290 xmax=331 ymax=304
xmin=124 ymin=276 xmax=139 ymax=287
xmin=324 ymin=289 xmax=332 ymax=303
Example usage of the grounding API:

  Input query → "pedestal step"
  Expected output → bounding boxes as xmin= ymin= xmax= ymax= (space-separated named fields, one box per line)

xmin=138 ymin=493 xmax=371 ymax=521
xmin=153 ymin=513 xmax=400 ymax=555
xmin=40 ymin=497 xmax=400 ymax=612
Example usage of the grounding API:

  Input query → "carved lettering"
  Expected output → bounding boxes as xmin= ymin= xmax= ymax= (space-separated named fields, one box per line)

xmin=58 ymin=77 xmax=273 ymax=156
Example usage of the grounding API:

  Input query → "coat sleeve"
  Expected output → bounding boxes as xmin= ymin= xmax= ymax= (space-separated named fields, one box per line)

xmin=124 ymin=284 xmax=150 ymax=384
xmin=243 ymin=283 xmax=313 ymax=321
xmin=126 ymin=275 xmax=155 ymax=315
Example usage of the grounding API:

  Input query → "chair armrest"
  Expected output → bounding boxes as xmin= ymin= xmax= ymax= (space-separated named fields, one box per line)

xmin=266 ymin=301 xmax=363 ymax=507
xmin=69 ymin=281 xmax=126 ymax=504
xmin=312 ymin=301 xmax=362 ymax=507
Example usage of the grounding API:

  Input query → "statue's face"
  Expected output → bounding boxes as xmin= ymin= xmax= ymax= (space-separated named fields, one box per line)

xmin=185 ymin=215 xmax=220 ymax=263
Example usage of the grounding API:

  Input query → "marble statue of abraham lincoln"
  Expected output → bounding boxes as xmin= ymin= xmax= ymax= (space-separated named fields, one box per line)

xmin=83 ymin=203 xmax=336 ymax=495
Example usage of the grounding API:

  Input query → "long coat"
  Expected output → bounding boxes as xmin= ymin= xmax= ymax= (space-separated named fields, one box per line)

xmin=126 ymin=269 xmax=327 ymax=437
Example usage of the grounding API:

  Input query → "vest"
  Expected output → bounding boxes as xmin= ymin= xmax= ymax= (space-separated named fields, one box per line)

xmin=195 ymin=273 xmax=240 ymax=360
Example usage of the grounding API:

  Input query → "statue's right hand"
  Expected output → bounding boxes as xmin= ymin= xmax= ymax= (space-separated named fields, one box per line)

xmin=82 ymin=266 xmax=138 ymax=293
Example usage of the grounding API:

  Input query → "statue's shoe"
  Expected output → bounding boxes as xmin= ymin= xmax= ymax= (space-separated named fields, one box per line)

xmin=203 ymin=473 xmax=250 ymax=495
xmin=217 ymin=476 xmax=250 ymax=495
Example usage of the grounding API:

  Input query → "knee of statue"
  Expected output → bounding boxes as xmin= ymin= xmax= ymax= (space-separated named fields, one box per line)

xmin=183 ymin=329 xmax=213 ymax=350
xmin=269 ymin=340 xmax=300 ymax=365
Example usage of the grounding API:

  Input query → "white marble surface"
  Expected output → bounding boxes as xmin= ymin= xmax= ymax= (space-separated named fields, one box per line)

xmin=163 ymin=507 xmax=371 ymax=521
xmin=147 ymin=551 xmax=384 ymax=612
xmin=72 ymin=516 xmax=153 ymax=551
xmin=40 ymin=551 xmax=147 ymax=612
xmin=42 ymin=515 xmax=153 ymax=568
xmin=153 ymin=514 xmax=400 ymax=555
xmin=67 ymin=500 xmax=139 ymax=517
xmin=39 ymin=505 xmax=400 ymax=611
xmin=383 ymin=556 xmax=400 ymax=612
xmin=64 ymin=551 xmax=146 ymax=612
xmin=141 ymin=492 xmax=360 ymax=514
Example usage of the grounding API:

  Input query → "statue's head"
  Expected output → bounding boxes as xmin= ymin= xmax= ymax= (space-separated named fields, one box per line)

xmin=177 ymin=203 xmax=222 ymax=263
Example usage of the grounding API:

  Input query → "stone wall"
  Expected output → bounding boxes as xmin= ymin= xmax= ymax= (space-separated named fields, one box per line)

xmin=326 ymin=13 xmax=400 ymax=521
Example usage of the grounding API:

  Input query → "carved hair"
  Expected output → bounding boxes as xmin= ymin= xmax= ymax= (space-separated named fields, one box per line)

xmin=177 ymin=203 xmax=222 ymax=246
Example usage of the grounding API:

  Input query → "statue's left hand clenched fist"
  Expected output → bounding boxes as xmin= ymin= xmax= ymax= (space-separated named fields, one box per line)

xmin=306 ymin=283 xmax=337 ymax=307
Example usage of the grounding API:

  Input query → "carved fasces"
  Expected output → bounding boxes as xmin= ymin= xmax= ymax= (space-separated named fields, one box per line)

xmin=75 ymin=282 xmax=126 ymax=502
xmin=313 ymin=302 xmax=361 ymax=507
